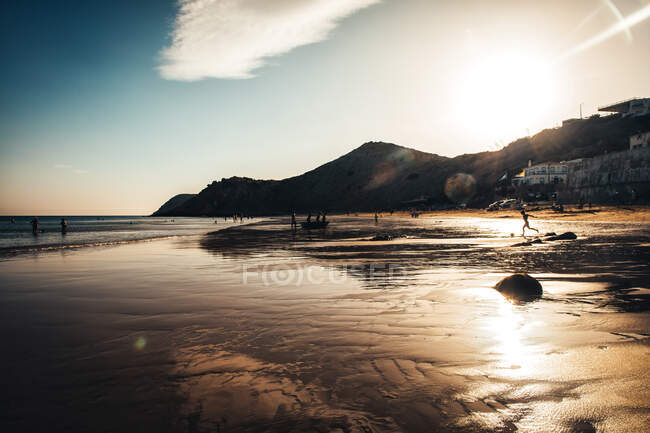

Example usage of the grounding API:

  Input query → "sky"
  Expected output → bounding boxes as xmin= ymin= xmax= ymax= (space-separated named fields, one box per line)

xmin=1 ymin=0 xmax=650 ymax=215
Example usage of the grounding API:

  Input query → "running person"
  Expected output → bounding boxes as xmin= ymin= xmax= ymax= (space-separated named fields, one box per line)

xmin=520 ymin=210 xmax=538 ymax=237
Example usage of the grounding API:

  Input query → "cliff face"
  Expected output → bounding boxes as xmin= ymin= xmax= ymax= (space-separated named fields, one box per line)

xmin=153 ymin=113 xmax=650 ymax=216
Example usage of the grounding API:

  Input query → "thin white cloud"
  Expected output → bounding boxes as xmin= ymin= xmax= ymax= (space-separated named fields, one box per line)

xmin=158 ymin=0 xmax=381 ymax=81
xmin=54 ymin=164 xmax=72 ymax=169
xmin=73 ymin=169 xmax=89 ymax=174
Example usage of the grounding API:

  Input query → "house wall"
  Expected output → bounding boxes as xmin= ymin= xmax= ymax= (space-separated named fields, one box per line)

xmin=629 ymin=98 xmax=650 ymax=116
xmin=560 ymin=147 xmax=650 ymax=203
xmin=522 ymin=164 xmax=568 ymax=185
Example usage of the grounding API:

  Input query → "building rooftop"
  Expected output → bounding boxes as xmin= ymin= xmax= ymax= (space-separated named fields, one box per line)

xmin=598 ymin=97 xmax=649 ymax=113
xmin=528 ymin=161 xmax=563 ymax=168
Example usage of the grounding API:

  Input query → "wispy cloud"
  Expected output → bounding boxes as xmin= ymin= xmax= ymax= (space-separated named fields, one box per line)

xmin=53 ymin=164 xmax=72 ymax=169
xmin=158 ymin=0 xmax=381 ymax=81
xmin=73 ymin=169 xmax=89 ymax=175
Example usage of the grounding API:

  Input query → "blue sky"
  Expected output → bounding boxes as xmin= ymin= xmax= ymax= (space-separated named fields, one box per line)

xmin=1 ymin=0 xmax=650 ymax=215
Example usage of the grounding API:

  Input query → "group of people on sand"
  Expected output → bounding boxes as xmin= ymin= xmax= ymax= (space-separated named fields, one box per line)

xmin=26 ymin=217 xmax=68 ymax=234
xmin=287 ymin=208 xmax=541 ymax=238
xmin=219 ymin=213 xmax=251 ymax=223
xmin=290 ymin=211 xmax=327 ymax=229
xmin=306 ymin=211 xmax=327 ymax=224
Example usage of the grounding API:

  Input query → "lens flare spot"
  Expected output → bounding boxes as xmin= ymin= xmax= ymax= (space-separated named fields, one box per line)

xmin=134 ymin=337 xmax=147 ymax=350
xmin=444 ymin=173 xmax=476 ymax=204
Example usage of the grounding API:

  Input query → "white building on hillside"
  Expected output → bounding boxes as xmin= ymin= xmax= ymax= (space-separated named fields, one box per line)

xmin=515 ymin=162 xmax=568 ymax=185
xmin=599 ymin=97 xmax=650 ymax=117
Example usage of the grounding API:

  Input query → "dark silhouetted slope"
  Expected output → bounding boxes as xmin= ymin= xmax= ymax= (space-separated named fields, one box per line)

xmin=152 ymin=194 xmax=195 ymax=215
xmin=153 ymin=113 xmax=650 ymax=216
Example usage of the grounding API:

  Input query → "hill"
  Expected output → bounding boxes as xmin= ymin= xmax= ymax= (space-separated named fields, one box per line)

xmin=153 ymin=113 xmax=650 ymax=216
xmin=152 ymin=193 xmax=195 ymax=215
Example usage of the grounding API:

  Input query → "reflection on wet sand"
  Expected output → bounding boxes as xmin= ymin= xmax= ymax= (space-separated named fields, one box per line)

xmin=194 ymin=217 xmax=650 ymax=432
xmin=0 ymin=216 xmax=648 ymax=432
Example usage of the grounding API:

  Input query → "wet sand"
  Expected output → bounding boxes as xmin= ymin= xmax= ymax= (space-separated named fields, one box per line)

xmin=376 ymin=205 xmax=650 ymax=223
xmin=0 ymin=216 xmax=648 ymax=432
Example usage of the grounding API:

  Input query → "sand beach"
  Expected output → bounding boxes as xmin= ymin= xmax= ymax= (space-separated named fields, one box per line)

xmin=1 ymin=214 xmax=648 ymax=432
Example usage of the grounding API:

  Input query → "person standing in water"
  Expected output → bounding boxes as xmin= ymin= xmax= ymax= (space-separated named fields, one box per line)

xmin=291 ymin=211 xmax=297 ymax=230
xmin=374 ymin=212 xmax=379 ymax=224
xmin=520 ymin=210 xmax=538 ymax=237
xmin=31 ymin=216 xmax=39 ymax=234
xmin=60 ymin=218 xmax=67 ymax=234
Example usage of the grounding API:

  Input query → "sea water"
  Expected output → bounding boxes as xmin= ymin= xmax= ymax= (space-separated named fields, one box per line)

xmin=0 ymin=216 xmax=245 ymax=255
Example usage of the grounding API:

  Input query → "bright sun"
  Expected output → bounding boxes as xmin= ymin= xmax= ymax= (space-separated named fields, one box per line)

xmin=455 ymin=53 xmax=555 ymax=146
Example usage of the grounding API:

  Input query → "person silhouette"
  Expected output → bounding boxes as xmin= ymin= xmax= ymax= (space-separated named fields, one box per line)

xmin=291 ymin=211 xmax=297 ymax=230
xmin=31 ymin=216 xmax=39 ymax=234
xmin=521 ymin=210 xmax=539 ymax=237
xmin=60 ymin=218 xmax=67 ymax=234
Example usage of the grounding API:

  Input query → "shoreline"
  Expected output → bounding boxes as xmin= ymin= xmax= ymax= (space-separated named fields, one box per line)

xmin=358 ymin=205 xmax=650 ymax=223
xmin=3 ymin=209 xmax=648 ymax=260
xmin=0 ymin=218 xmax=266 ymax=260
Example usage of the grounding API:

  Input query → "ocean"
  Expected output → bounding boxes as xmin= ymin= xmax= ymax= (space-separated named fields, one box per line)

xmin=0 ymin=215 xmax=249 ymax=256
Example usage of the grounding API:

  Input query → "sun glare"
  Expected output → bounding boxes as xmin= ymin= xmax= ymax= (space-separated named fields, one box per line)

xmin=455 ymin=54 xmax=554 ymax=146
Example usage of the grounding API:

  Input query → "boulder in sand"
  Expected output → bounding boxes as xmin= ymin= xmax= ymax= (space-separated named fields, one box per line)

xmin=544 ymin=232 xmax=577 ymax=241
xmin=511 ymin=238 xmax=543 ymax=247
xmin=495 ymin=273 xmax=543 ymax=302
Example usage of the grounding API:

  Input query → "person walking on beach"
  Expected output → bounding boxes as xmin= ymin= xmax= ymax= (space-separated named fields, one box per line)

xmin=306 ymin=212 xmax=312 ymax=224
xmin=60 ymin=218 xmax=67 ymax=234
xmin=520 ymin=210 xmax=538 ymax=237
xmin=321 ymin=211 xmax=327 ymax=223
xmin=31 ymin=216 xmax=39 ymax=234
xmin=374 ymin=212 xmax=379 ymax=224
xmin=291 ymin=211 xmax=297 ymax=230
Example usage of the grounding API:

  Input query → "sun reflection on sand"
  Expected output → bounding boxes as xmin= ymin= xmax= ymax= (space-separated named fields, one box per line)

xmin=488 ymin=301 xmax=544 ymax=378
xmin=473 ymin=218 xmax=539 ymax=238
